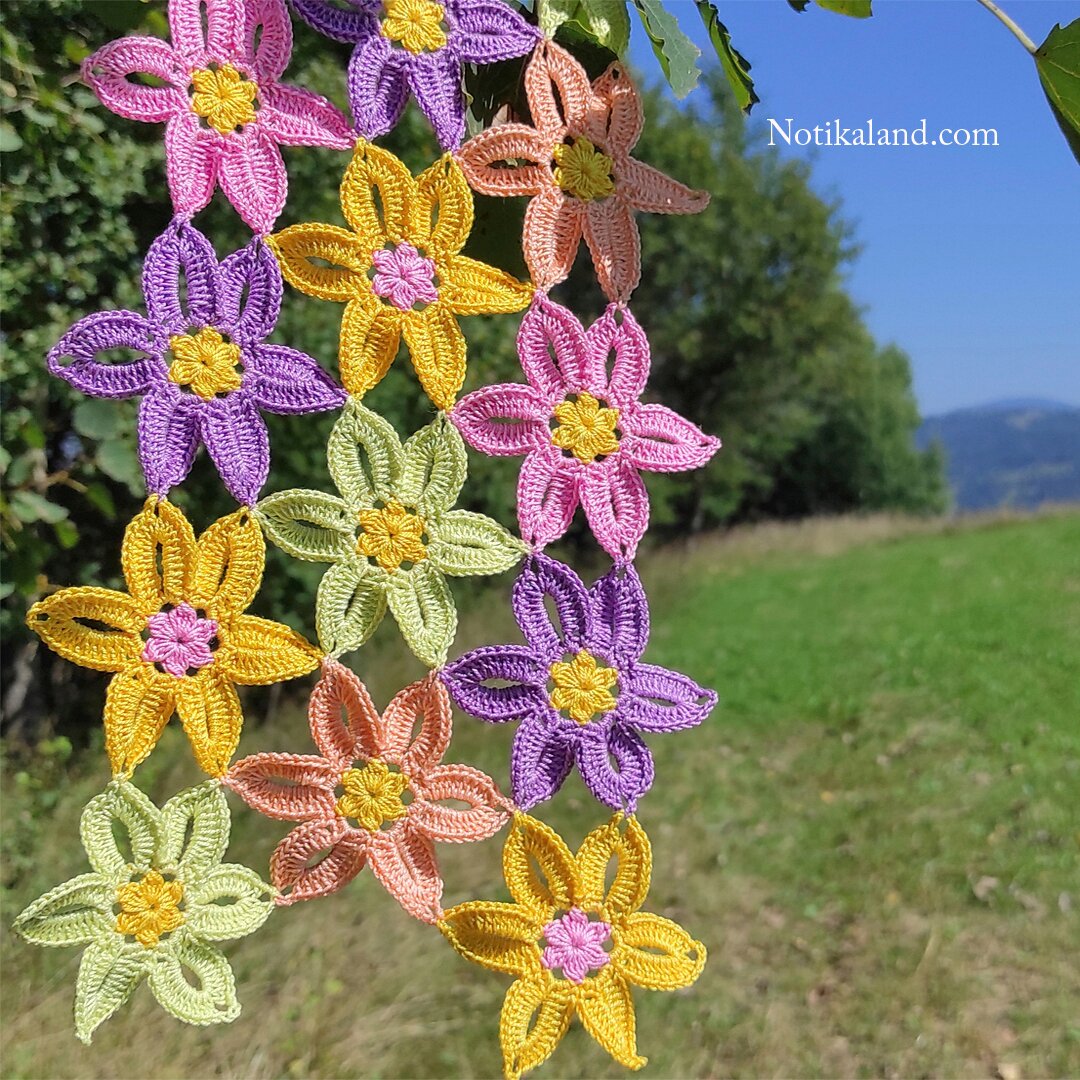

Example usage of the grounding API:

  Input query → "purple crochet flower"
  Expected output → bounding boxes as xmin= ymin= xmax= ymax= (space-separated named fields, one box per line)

xmin=441 ymin=553 xmax=717 ymax=811
xmin=141 ymin=603 xmax=217 ymax=678
xmin=290 ymin=0 xmax=540 ymax=150
xmin=48 ymin=220 xmax=345 ymax=506
xmin=542 ymin=908 xmax=611 ymax=984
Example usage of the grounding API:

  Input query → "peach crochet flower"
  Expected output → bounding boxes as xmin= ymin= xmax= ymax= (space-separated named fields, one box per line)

xmin=225 ymin=660 xmax=511 ymax=921
xmin=456 ymin=41 xmax=710 ymax=302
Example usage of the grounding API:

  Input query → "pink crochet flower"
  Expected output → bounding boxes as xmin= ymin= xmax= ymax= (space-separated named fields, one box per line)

xmin=141 ymin=602 xmax=217 ymax=678
xmin=542 ymin=907 xmax=612 ymax=984
xmin=452 ymin=294 xmax=720 ymax=560
xmin=82 ymin=0 xmax=352 ymax=233
xmin=225 ymin=660 xmax=510 ymax=922
xmin=371 ymin=242 xmax=439 ymax=310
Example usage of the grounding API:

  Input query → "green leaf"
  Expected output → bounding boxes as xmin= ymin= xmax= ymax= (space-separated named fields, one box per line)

xmin=538 ymin=0 xmax=578 ymax=36
xmin=631 ymin=0 xmax=702 ymax=99
xmin=185 ymin=864 xmax=275 ymax=942
xmin=148 ymin=935 xmax=240 ymax=1026
xmin=14 ymin=873 xmax=114 ymax=947
xmin=160 ymin=782 xmax=230 ymax=879
xmin=814 ymin=0 xmax=872 ymax=17
xmin=543 ymin=0 xmax=632 ymax=55
xmin=0 ymin=123 xmax=23 ymax=152
xmin=10 ymin=490 xmax=69 ymax=525
xmin=1036 ymin=19 xmax=1080 ymax=164
xmin=426 ymin=509 xmax=527 ymax=577
xmin=695 ymin=2 xmax=759 ymax=112
xmin=255 ymin=489 xmax=356 ymax=563
xmin=399 ymin=414 xmax=467 ymax=517
xmin=386 ymin=561 xmax=458 ymax=668
xmin=54 ymin=518 xmax=80 ymax=549
xmin=786 ymin=0 xmax=810 ymax=11
xmin=95 ymin=438 xmax=143 ymax=491
xmin=73 ymin=398 xmax=123 ymax=440
xmin=74 ymin=939 xmax=147 ymax=1045
xmin=316 ymin=559 xmax=387 ymax=656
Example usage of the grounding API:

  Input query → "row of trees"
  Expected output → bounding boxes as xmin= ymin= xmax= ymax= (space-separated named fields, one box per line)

xmin=0 ymin=1 xmax=944 ymax=734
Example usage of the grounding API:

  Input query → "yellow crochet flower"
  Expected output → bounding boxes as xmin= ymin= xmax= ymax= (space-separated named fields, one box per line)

xmin=381 ymin=0 xmax=447 ymax=54
xmin=26 ymin=499 xmax=320 ymax=778
xmin=336 ymin=759 xmax=410 ymax=830
xmin=549 ymin=649 xmax=618 ymax=723
xmin=440 ymin=813 xmax=705 ymax=1080
xmin=268 ymin=142 xmax=533 ymax=410
xmin=115 ymin=870 xmax=185 ymax=948
xmin=190 ymin=64 xmax=258 ymax=135
xmin=356 ymin=499 xmax=428 ymax=572
xmin=168 ymin=327 xmax=243 ymax=400
xmin=551 ymin=392 xmax=620 ymax=463
xmin=552 ymin=137 xmax=615 ymax=202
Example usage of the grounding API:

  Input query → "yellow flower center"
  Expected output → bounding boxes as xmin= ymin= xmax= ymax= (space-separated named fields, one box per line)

xmin=167 ymin=327 xmax=243 ymax=401
xmin=356 ymin=499 xmax=428 ymax=572
xmin=381 ymin=0 xmax=447 ymax=54
xmin=337 ymin=759 xmax=410 ymax=830
xmin=551 ymin=393 xmax=620 ymax=464
xmin=115 ymin=870 xmax=185 ymax=948
xmin=190 ymin=64 xmax=258 ymax=135
xmin=549 ymin=649 xmax=619 ymax=724
xmin=553 ymin=137 xmax=615 ymax=202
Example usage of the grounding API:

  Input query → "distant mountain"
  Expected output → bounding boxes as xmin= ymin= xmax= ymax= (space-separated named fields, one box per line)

xmin=918 ymin=400 xmax=1080 ymax=511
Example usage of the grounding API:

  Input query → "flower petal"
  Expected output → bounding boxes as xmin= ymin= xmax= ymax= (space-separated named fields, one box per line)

xmin=191 ymin=505 xmax=264 ymax=612
xmin=315 ymin=558 xmax=387 ymax=656
xmin=617 ymin=156 xmax=710 ymax=215
xmin=14 ymin=873 xmax=114 ymax=947
xmin=612 ymin=911 xmax=706 ymax=992
xmin=218 ymin=613 xmax=320 ymax=685
xmin=121 ymin=497 xmax=197 ymax=611
xmin=102 ymin=667 xmax=178 ymax=777
xmin=224 ymin=752 xmax=338 ymax=820
xmin=244 ymin=343 xmax=346 ymax=414
xmin=456 ymin=123 xmax=551 ymax=197
xmin=440 ymin=254 xmax=532 ymax=317
xmin=588 ymin=561 xmax=649 ymax=667
xmin=583 ymin=195 xmax=640 ymax=303
xmin=176 ymin=666 xmax=244 ymax=777
xmin=216 ymin=235 xmax=282 ymax=344
xmin=522 ymin=186 xmax=582 ymax=292
xmin=341 ymin=140 xmax=413 ymax=243
xmin=147 ymin=937 xmax=240 ymax=1026
xmin=218 ymin=128 xmax=287 ymax=234
xmin=439 ymin=900 xmax=544 ymax=977
xmin=516 ymin=447 xmax=580 ymax=551
xmin=574 ymin=966 xmax=645 ymax=1070
xmin=448 ymin=0 xmax=539 ymax=64
xmin=338 ymin=293 xmax=404 ymax=399
xmin=143 ymin=219 xmax=219 ymax=331
xmin=291 ymin=0 xmax=377 ymax=42
xmin=575 ymin=813 xmax=650 ymax=918
xmin=138 ymin=391 xmax=201 ymax=498
xmin=259 ymin=82 xmax=353 ymax=150
xmin=585 ymin=303 xmax=649 ymax=410
xmin=268 ymin=224 xmax=370 ymax=303
xmin=185 ymin=863 xmax=275 ymax=941
xmin=346 ymin=36 xmax=409 ymax=141
xmin=499 ymin=974 xmax=573 ymax=1080
xmin=386 ymin=563 xmax=457 ymax=668
xmin=160 ymin=780 xmax=230 ymax=877
xmin=426 ymin=509 xmax=524 ymax=578
xmin=441 ymin=645 xmax=549 ymax=723
xmin=164 ymin=113 xmax=219 ymax=222
xmin=512 ymin=552 xmax=589 ymax=661
xmin=621 ymin=663 xmax=716 ymax=733
xmin=510 ymin=716 xmax=576 ymax=811
xmin=517 ymin=293 xmax=589 ymax=400
xmin=255 ymin=489 xmax=355 ymax=563
xmin=452 ymin=384 xmax=549 ymax=457
xmin=591 ymin=62 xmax=643 ymax=156
xmin=397 ymin=413 xmax=466 ymax=517
xmin=82 ymin=37 xmax=185 ymax=124
xmin=410 ymin=153 xmax=473 ymax=259
xmin=526 ymin=41 xmax=594 ymax=139
xmin=80 ymin=780 xmax=165 ymax=878
xmin=309 ymin=657 xmax=383 ymax=766
xmin=201 ymin=392 xmax=270 ymax=506
xmin=579 ymin=454 xmax=649 ymax=561
xmin=270 ymin=817 xmax=367 ymax=903
xmin=26 ymin=587 xmax=144 ymax=672
xmin=576 ymin=722 xmax=654 ymax=812
xmin=503 ymin=813 xmax=577 ymax=919
xmin=620 ymin=403 xmax=721 ymax=473
xmin=410 ymin=762 xmax=509 ymax=842
xmin=47 ymin=310 xmax=158 ymax=398
xmin=168 ymin=0 xmax=209 ymax=56
xmin=401 ymin=302 xmax=466 ymax=412
xmin=406 ymin=49 xmax=466 ymax=150
xmin=244 ymin=0 xmax=292 ymax=83
xmin=366 ymin=825 xmax=443 ymax=923
xmin=380 ymin=672 xmax=451 ymax=774
xmin=327 ymin=399 xmax=400 ymax=507
xmin=74 ymin=939 xmax=147 ymax=1045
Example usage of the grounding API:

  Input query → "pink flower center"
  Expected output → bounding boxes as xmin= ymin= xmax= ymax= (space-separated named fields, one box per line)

xmin=371 ymin=242 xmax=439 ymax=311
xmin=141 ymin=602 xmax=218 ymax=679
xmin=541 ymin=907 xmax=611 ymax=984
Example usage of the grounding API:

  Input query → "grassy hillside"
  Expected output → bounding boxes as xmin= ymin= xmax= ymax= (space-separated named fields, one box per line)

xmin=3 ymin=511 xmax=1079 ymax=1079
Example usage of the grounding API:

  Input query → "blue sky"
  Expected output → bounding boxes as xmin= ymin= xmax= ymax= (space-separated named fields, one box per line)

xmin=628 ymin=0 xmax=1080 ymax=416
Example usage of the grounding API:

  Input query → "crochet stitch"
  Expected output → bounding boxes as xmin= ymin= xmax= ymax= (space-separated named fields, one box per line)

xmin=441 ymin=552 xmax=717 ymax=812
xmin=439 ymin=812 xmax=705 ymax=1079
xmin=268 ymin=141 xmax=532 ymax=409
xmin=13 ymin=780 xmax=273 ymax=1043
xmin=226 ymin=660 xmax=510 ymax=919
xmin=457 ymin=41 xmax=710 ymax=302
xmin=48 ymin=220 xmax=345 ymax=506
xmin=82 ymin=0 xmax=352 ymax=231
xmin=290 ymin=0 xmax=539 ymax=149
xmin=453 ymin=293 xmax=720 ymax=560
xmin=26 ymin=498 xmax=320 ymax=777
xmin=256 ymin=399 xmax=525 ymax=666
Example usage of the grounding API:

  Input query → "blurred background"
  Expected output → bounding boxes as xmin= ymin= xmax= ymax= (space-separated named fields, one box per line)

xmin=1 ymin=1 xmax=1078 ymax=1077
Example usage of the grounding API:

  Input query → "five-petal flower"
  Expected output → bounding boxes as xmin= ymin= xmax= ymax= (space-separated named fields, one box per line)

xmin=82 ymin=0 xmax=352 ymax=232
xmin=457 ymin=41 xmax=710 ymax=302
xmin=440 ymin=813 xmax=705 ymax=1080
xmin=26 ymin=499 xmax=320 ymax=777
xmin=13 ymin=781 xmax=274 ymax=1043
xmin=290 ymin=0 xmax=539 ymax=149
xmin=452 ymin=294 xmax=720 ymax=560
xmin=48 ymin=220 xmax=345 ymax=507
xmin=268 ymin=141 xmax=533 ymax=410
xmin=441 ymin=552 xmax=716 ymax=811
xmin=256 ymin=399 xmax=525 ymax=667
xmin=226 ymin=660 xmax=510 ymax=920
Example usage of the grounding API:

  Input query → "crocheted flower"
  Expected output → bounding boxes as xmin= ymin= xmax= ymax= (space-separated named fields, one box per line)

xmin=226 ymin=660 xmax=510 ymax=919
xmin=82 ymin=0 xmax=352 ymax=232
xmin=441 ymin=553 xmax=716 ymax=811
xmin=13 ymin=781 xmax=273 ymax=1043
xmin=268 ymin=142 xmax=532 ymax=409
xmin=290 ymin=0 xmax=539 ymax=149
xmin=48 ymin=221 xmax=345 ymax=506
xmin=256 ymin=400 xmax=524 ymax=667
xmin=26 ymin=499 xmax=320 ymax=777
xmin=458 ymin=41 xmax=710 ymax=302
xmin=440 ymin=813 xmax=705 ymax=1080
xmin=453 ymin=294 xmax=720 ymax=560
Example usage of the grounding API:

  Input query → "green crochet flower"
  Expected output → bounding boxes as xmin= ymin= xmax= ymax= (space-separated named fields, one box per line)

xmin=13 ymin=780 xmax=274 ymax=1043
xmin=256 ymin=400 xmax=526 ymax=667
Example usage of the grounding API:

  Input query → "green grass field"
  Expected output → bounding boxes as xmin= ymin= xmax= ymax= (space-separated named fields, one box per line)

xmin=3 ymin=511 xmax=1079 ymax=1079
